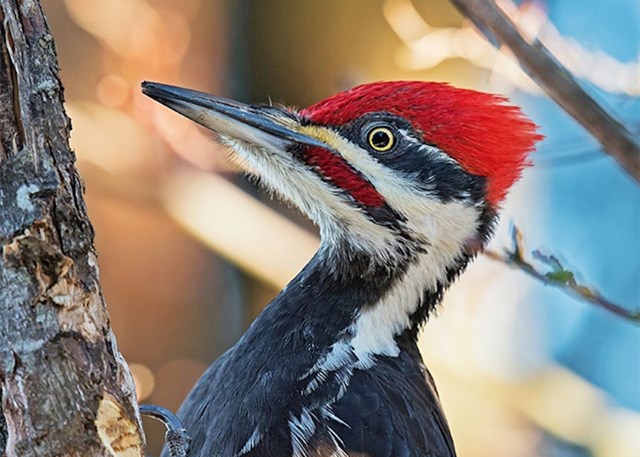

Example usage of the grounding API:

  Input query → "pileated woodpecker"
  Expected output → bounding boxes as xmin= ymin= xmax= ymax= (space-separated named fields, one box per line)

xmin=142 ymin=81 xmax=541 ymax=457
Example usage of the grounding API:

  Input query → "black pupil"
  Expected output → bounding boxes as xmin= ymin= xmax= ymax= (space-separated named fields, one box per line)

xmin=371 ymin=130 xmax=390 ymax=149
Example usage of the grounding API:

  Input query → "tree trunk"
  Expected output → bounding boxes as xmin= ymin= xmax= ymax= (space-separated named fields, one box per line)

xmin=0 ymin=1 xmax=144 ymax=456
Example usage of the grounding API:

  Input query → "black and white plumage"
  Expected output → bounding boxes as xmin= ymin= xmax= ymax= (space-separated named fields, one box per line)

xmin=142 ymin=80 xmax=540 ymax=457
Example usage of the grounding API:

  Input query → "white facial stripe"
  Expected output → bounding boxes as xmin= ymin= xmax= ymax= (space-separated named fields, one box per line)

xmin=223 ymin=136 xmax=399 ymax=259
xmin=296 ymin=127 xmax=426 ymax=215
xmin=296 ymin=125 xmax=481 ymax=244
xmin=397 ymin=128 xmax=459 ymax=166
xmin=350 ymin=201 xmax=479 ymax=367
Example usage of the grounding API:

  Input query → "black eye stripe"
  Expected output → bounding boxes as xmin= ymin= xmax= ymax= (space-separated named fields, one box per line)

xmin=328 ymin=112 xmax=487 ymax=204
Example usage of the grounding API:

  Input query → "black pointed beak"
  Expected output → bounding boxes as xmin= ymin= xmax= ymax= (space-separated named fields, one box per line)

xmin=141 ymin=81 xmax=327 ymax=150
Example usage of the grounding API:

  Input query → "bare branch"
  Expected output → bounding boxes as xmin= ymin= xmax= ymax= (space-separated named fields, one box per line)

xmin=485 ymin=227 xmax=639 ymax=323
xmin=450 ymin=0 xmax=640 ymax=182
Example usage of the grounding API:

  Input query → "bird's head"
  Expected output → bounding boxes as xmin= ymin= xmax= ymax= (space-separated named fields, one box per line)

xmin=142 ymin=81 xmax=540 ymax=277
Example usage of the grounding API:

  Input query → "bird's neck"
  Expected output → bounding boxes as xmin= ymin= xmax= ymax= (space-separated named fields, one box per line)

xmin=254 ymin=233 xmax=473 ymax=367
xmin=330 ymin=238 xmax=471 ymax=367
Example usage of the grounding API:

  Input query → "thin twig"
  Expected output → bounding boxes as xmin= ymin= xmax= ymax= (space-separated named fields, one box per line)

xmin=484 ymin=227 xmax=639 ymax=323
xmin=450 ymin=0 xmax=640 ymax=182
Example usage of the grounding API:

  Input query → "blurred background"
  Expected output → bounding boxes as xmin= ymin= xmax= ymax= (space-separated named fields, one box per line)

xmin=39 ymin=1 xmax=639 ymax=456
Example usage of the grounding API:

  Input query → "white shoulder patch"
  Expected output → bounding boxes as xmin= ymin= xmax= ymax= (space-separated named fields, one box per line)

xmin=237 ymin=426 xmax=262 ymax=456
xmin=289 ymin=409 xmax=316 ymax=457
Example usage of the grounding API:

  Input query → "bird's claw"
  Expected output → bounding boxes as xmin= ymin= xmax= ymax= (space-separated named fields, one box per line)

xmin=140 ymin=404 xmax=191 ymax=457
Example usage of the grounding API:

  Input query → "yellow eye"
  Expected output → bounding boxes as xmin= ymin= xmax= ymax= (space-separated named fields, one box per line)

xmin=367 ymin=127 xmax=395 ymax=152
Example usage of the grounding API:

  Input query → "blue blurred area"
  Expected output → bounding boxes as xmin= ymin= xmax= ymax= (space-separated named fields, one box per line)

xmin=517 ymin=0 xmax=639 ymax=411
xmin=549 ymin=0 xmax=639 ymax=61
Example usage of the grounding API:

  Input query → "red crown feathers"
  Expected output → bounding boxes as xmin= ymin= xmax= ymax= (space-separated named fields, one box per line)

xmin=302 ymin=81 xmax=542 ymax=206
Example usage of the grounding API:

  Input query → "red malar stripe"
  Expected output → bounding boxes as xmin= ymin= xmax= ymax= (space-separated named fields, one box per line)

xmin=302 ymin=146 xmax=385 ymax=207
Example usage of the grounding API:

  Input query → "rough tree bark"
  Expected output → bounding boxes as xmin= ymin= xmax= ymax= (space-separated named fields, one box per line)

xmin=0 ymin=1 xmax=144 ymax=456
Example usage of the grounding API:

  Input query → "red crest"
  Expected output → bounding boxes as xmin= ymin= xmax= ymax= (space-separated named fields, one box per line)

xmin=302 ymin=81 xmax=542 ymax=206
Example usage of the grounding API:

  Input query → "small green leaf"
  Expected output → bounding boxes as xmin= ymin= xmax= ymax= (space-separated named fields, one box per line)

xmin=545 ymin=270 xmax=574 ymax=284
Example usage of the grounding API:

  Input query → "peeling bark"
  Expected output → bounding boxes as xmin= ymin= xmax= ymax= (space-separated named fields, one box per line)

xmin=0 ymin=391 xmax=6 ymax=454
xmin=0 ymin=1 xmax=144 ymax=456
